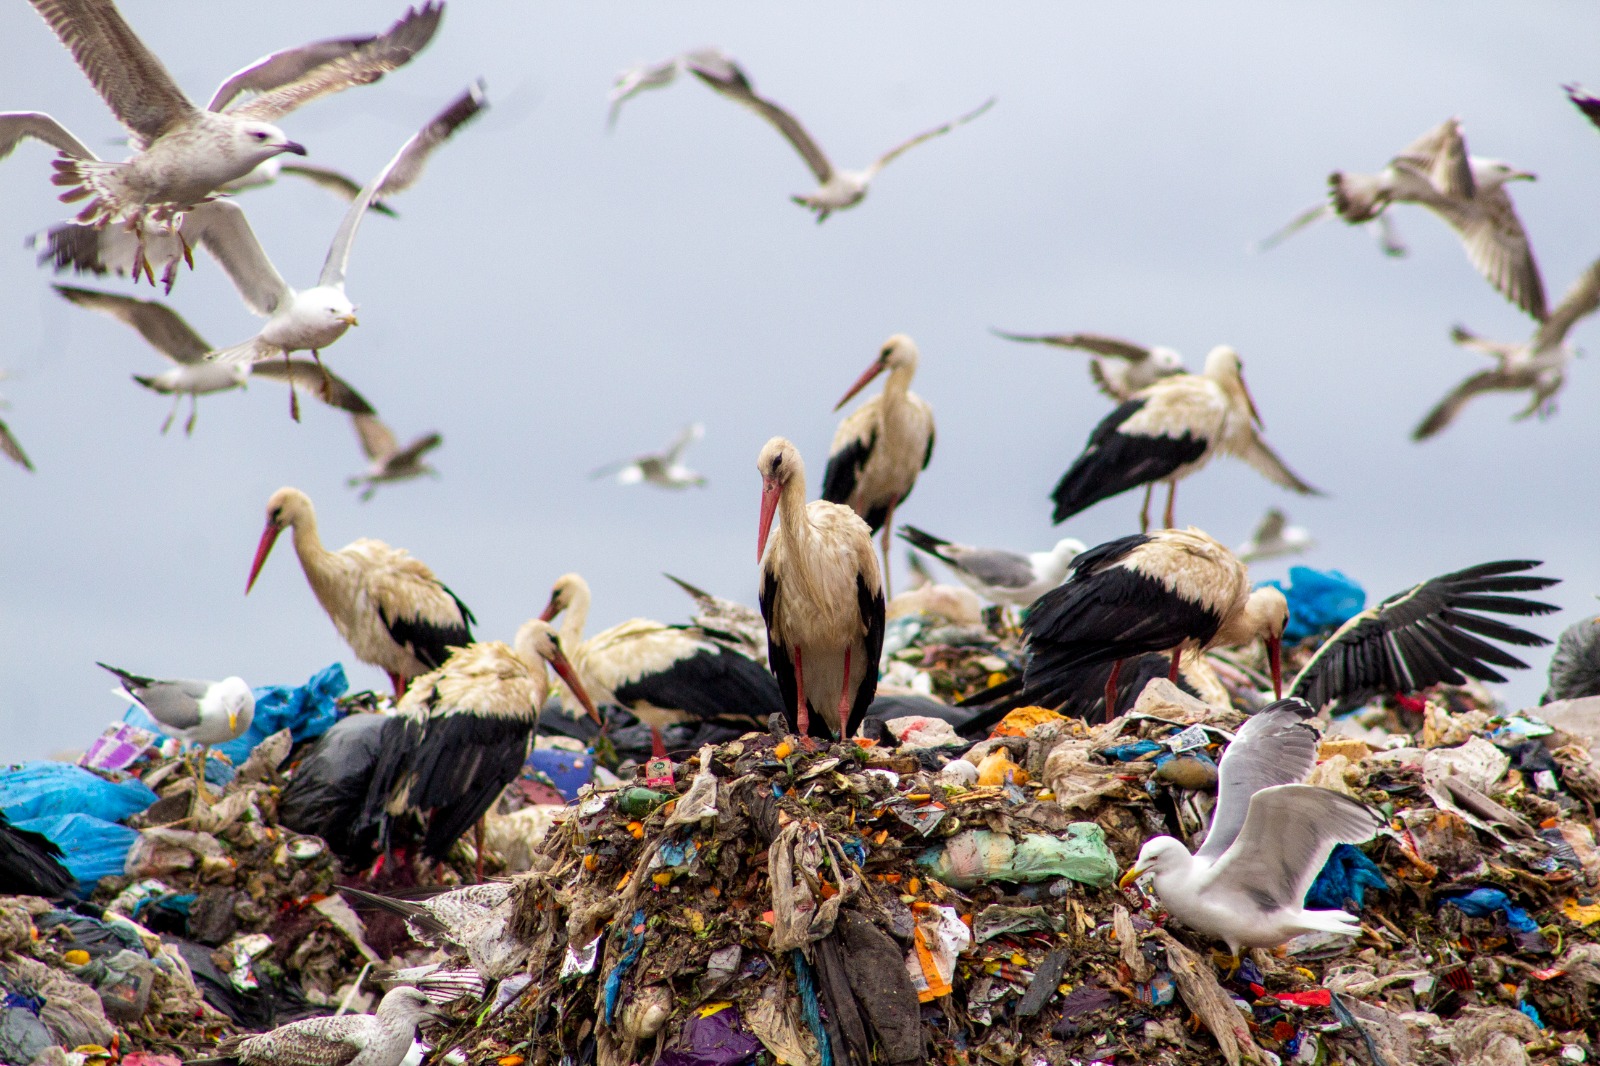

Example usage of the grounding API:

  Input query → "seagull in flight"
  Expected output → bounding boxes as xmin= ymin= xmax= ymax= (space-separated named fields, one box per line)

xmin=4 ymin=1 xmax=441 ymax=237
xmin=1235 ymin=508 xmax=1314 ymax=564
xmin=606 ymin=48 xmax=731 ymax=129
xmin=348 ymin=413 xmax=443 ymax=500
xmin=590 ymin=423 xmax=708 ymax=488
xmin=1414 ymin=256 xmax=1600 ymax=440
xmin=54 ymin=284 xmax=375 ymax=430
xmin=1260 ymin=117 xmax=1546 ymax=318
xmin=991 ymin=328 xmax=1188 ymax=402
xmin=625 ymin=49 xmax=994 ymax=221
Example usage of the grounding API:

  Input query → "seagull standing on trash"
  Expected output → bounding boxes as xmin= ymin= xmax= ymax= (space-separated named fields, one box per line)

xmin=212 ymin=986 xmax=443 ymax=1066
xmin=1413 ymin=257 xmax=1600 ymax=440
xmin=1050 ymin=346 xmax=1319 ymax=532
xmin=539 ymin=572 xmax=785 ymax=749
xmin=898 ymin=525 xmax=1085 ymax=609
xmin=1118 ymin=698 xmax=1384 ymax=959
xmin=589 ymin=423 xmax=707 ymax=488
xmin=637 ymin=49 xmax=993 ymax=221
xmin=1014 ymin=528 xmax=1288 ymax=716
xmin=362 ymin=619 xmax=600 ymax=872
xmin=757 ymin=437 xmax=886 ymax=742
xmin=245 ymin=487 xmax=476 ymax=699
xmin=990 ymin=329 xmax=1188 ymax=402
xmin=1289 ymin=559 xmax=1558 ymax=713
xmin=821 ymin=335 xmax=935 ymax=598
xmin=97 ymin=662 xmax=253 ymax=784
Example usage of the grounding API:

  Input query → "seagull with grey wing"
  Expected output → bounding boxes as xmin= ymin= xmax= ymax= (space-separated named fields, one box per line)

xmin=341 ymin=883 xmax=522 ymax=978
xmin=590 ymin=422 xmax=708 ymax=488
xmin=190 ymin=83 xmax=484 ymax=376
xmin=1414 ymin=256 xmax=1600 ymax=440
xmin=898 ymin=524 xmax=1085 ymax=609
xmin=209 ymin=986 xmax=444 ymax=1066
xmin=1260 ymin=117 xmax=1546 ymax=318
xmin=5 ymin=0 xmax=441 ymax=246
xmin=633 ymin=50 xmax=994 ymax=221
xmin=1235 ymin=508 xmax=1313 ymax=564
xmin=991 ymin=328 xmax=1188 ymax=402
xmin=349 ymin=414 xmax=443 ymax=500
xmin=98 ymin=661 xmax=253 ymax=786
xmin=1118 ymin=698 xmax=1383 ymax=961
xmin=606 ymin=47 xmax=731 ymax=128
xmin=54 ymin=284 xmax=375 ymax=430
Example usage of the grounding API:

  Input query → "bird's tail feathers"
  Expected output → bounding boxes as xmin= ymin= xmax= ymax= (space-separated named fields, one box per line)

xmin=50 ymin=158 xmax=125 ymax=224
xmin=1295 ymin=907 xmax=1362 ymax=937
xmin=897 ymin=524 xmax=953 ymax=558
xmin=1328 ymin=171 xmax=1385 ymax=223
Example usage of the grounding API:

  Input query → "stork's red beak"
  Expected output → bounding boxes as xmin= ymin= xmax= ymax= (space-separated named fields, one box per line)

xmin=1267 ymin=634 xmax=1282 ymax=699
xmin=548 ymin=647 xmax=602 ymax=727
xmin=758 ymin=476 xmax=782 ymax=562
xmin=246 ymin=521 xmax=282 ymax=594
xmin=538 ymin=592 xmax=559 ymax=623
xmin=833 ymin=357 xmax=887 ymax=412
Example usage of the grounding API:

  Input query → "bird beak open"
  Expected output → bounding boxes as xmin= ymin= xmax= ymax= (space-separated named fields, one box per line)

xmin=548 ymin=648 xmax=603 ymax=727
xmin=1267 ymin=634 xmax=1282 ymax=699
xmin=1118 ymin=864 xmax=1145 ymax=890
xmin=280 ymin=141 xmax=308 ymax=157
xmin=833 ymin=358 xmax=887 ymax=412
xmin=339 ymin=313 xmax=360 ymax=327
xmin=246 ymin=521 xmax=282 ymax=594
xmin=757 ymin=476 xmax=782 ymax=562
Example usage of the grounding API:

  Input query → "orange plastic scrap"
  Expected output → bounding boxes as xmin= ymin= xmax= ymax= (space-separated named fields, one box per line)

xmin=991 ymin=706 xmax=1067 ymax=737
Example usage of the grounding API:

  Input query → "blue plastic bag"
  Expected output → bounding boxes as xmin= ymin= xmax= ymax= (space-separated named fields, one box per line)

xmin=13 ymin=814 xmax=139 ymax=894
xmin=1262 ymin=567 xmax=1366 ymax=644
xmin=526 ymin=748 xmax=593 ymax=802
xmin=1306 ymin=843 xmax=1389 ymax=910
xmin=0 ymin=762 xmax=156 ymax=823
xmin=1439 ymin=887 xmax=1539 ymax=931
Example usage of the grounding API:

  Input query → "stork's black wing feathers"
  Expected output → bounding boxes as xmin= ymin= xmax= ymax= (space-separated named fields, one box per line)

xmin=847 ymin=573 xmax=887 ymax=739
xmin=761 ymin=569 xmax=812 ymax=737
xmin=820 ymin=431 xmax=873 ymax=510
xmin=957 ymin=652 xmax=1199 ymax=736
xmin=1290 ymin=559 xmax=1558 ymax=712
xmin=382 ymin=585 xmax=475 ymax=672
xmin=1050 ymin=399 xmax=1208 ymax=524
xmin=613 ymin=646 xmax=783 ymax=734
xmin=0 ymin=809 xmax=74 ymax=897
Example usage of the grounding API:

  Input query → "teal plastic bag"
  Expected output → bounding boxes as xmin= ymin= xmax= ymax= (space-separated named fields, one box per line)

xmin=13 ymin=813 xmax=140 ymax=894
xmin=0 ymin=762 xmax=156 ymax=823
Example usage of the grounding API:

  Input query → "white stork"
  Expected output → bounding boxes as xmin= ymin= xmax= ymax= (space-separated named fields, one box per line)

xmin=245 ymin=487 xmax=475 ymax=698
xmin=821 ymin=334 xmax=935 ymax=597
xmin=757 ymin=437 xmax=886 ymax=741
xmin=1289 ymin=559 xmax=1558 ymax=713
xmin=990 ymin=329 xmax=1188 ymax=402
xmin=897 ymin=524 xmax=1085 ymax=609
xmin=362 ymin=619 xmax=599 ymax=866
xmin=538 ymin=572 xmax=785 ymax=749
xmin=1051 ymin=345 xmax=1319 ymax=532
xmin=1014 ymin=528 xmax=1288 ymax=716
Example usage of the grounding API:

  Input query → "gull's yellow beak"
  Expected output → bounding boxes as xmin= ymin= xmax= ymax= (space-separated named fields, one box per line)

xmin=228 ymin=710 xmax=239 ymax=732
xmin=339 ymin=314 xmax=360 ymax=327
xmin=1118 ymin=865 xmax=1143 ymax=890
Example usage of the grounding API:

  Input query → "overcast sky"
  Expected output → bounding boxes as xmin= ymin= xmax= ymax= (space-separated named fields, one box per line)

xmin=2 ymin=1 xmax=1597 ymax=759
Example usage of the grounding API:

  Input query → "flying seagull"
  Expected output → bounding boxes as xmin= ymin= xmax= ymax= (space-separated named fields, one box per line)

xmin=1260 ymin=117 xmax=1546 ymax=318
xmin=349 ymin=413 xmax=443 ymax=501
xmin=1566 ymin=84 xmax=1600 ymax=133
xmin=0 ymin=373 xmax=34 ymax=472
xmin=606 ymin=47 xmax=730 ymax=128
xmin=195 ymin=83 xmax=485 ymax=372
xmin=590 ymin=422 xmax=707 ymax=488
xmin=630 ymin=50 xmax=994 ymax=221
xmin=54 ymin=284 xmax=375 ymax=429
xmin=5 ymin=1 xmax=442 ymax=236
xmin=1234 ymin=508 xmax=1313 ymax=564
xmin=1118 ymin=698 xmax=1383 ymax=958
xmin=1414 ymin=256 xmax=1600 ymax=440
xmin=991 ymin=329 xmax=1188 ymax=402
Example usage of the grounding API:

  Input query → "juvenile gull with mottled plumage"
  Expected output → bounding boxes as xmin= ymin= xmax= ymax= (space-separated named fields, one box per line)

xmin=214 ymin=986 xmax=441 ymax=1066
xmin=991 ymin=329 xmax=1188 ymax=402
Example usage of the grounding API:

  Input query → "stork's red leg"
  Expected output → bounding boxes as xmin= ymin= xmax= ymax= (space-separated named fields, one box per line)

xmin=650 ymin=725 xmax=667 ymax=759
xmin=1169 ymin=649 xmax=1181 ymax=683
xmin=793 ymin=645 xmax=808 ymax=737
xmin=1104 ymin=658 xmax=1124 ymax=722
xmin=1139 ymin=485 xmax=1153 ymax=533
xmin=837 ymin=645 xmax=853 ymax=740
xmin=1164 ymin=481 xmax=1177 ymax=529
xmin=388 ymin=671 xmax=405 ymax=700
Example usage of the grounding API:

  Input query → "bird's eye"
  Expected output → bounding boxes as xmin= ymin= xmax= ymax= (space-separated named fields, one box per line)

xmin=252 ymin=131 xmax=268 ymax=141
xmin=880 ymin=346 xmax=892 ymax=359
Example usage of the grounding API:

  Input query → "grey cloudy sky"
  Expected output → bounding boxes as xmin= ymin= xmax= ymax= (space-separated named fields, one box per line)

xmin=2 ymin=1 xmax=1597 ymax=759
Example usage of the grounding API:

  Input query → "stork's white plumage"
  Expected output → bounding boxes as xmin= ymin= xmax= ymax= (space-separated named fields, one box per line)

xmin=898 ymin=524 xmax=1084 ymax=609
xmin=245 ymin=487 xmax=475 ymax=698
xmin=1414 ymin=257 xmax=1600 ymax=440
xmin=820 ymin=335 xmax=935 ymax=596
xmin=1263 ymin=117 xmax=1545 ymax=318
xmin=1014 ymin=528 xmax=1287 ymax=716
xmin=539 ymin=572 xmax=783 ymax=746
xmin=629 ymin=50 xmax=992 ymax=221
xmin=349 ymin=414 xmax=443 ymax=501
xmin=757 ymin=437 xmax=885 ymax=741
xmin=1051 ymin=346 xmax=1319 ymax=532
xmin=991 ymin=329 xmax=1188 ymax=402
xmin=363 ymin=619 xmax=598 ymax=863
xmin=1235 ymin=508 xmax=1314 ymax=564
xmin=54 ymin=284 xmax=375 ymax=429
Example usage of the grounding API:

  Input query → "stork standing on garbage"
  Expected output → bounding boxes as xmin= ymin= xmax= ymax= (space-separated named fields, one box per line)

xmin=757 ymin=437 xmax=886 ymax=742
xmin=820 ymin=334 xmax=935 ymax=598
xmin=245 ymin=487 xmax=475 ymax=698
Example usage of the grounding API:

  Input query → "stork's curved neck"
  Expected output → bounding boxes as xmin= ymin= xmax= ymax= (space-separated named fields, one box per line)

xmin=286 ymin=506 xmax=336 ymax=582
xmin=775 ymin=469 xmax=812 ymax=554
xmin=560 ymin=582 xmax=592 ymax=648
xmin=883 ymin=360 xmax=917 ymax=403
